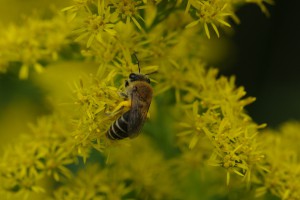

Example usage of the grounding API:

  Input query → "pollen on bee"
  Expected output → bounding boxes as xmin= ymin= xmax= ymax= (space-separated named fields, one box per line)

xmin=109 ymin=100 xmax=131 ymax=115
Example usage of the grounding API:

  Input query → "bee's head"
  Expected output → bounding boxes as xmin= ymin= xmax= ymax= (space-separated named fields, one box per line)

xmin=129 ymin=73 xmax=150 ymax=84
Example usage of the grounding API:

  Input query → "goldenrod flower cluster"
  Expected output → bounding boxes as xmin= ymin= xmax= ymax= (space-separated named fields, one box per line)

xmin=176 ymin=67 xmax=267 ymax=185
xmin=1 ymin=1 xmax=299 ymax=200
xmin=0 ymin=115 xmax=76 ymax=199
xmin=255 ymin=122 xmax=300 ymax=200
xmin=0 ymin=13 xmax=71 ymax=79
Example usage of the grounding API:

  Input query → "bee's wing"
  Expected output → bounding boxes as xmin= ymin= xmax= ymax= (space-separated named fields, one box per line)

xmin=128 ymin=89 xmax=151 ymax=138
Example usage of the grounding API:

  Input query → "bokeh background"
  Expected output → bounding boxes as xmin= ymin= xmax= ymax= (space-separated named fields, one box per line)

xmin=222 ymin=0 xmax=300 ymax=127
xmin=0 ymin=0 xmax=70 ymax=144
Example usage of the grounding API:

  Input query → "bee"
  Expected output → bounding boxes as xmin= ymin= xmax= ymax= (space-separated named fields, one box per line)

xmin=106 ymin=57 xmax=153 ymax=140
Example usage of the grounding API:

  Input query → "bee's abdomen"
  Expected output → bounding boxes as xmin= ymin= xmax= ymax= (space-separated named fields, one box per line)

xmin=106 ymin=111 xmax=130 ymax=140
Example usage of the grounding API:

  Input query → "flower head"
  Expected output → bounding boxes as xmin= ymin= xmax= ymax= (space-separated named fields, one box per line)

xmin=186 ymin=0 xmax=234 ymax=39
xmin=111 ymin=0 xmax=146 ymax=30
xmin=255 ymin=122 xmax=300 ymax=199
xmin=0 ymin=114 xmax=76 ymax=197
xmin=73 ymin=0 xmax=119 ymax=47
xmin=175 ymin=63 xmax=266 ymax=185
xmin=0 ymin=14 xmax=71 ymax=79
xmin=53 ymin=164 xmax=132 ymax=200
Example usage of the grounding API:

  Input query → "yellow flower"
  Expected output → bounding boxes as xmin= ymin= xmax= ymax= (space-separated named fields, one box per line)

xmin=111 ymin=0 xmax=146 ymax=30
xmin=255 ymin=122 xmax=300 ymax=199
xmin=0 ymin=14 xmax=71 ymax=79
xmin=73 ymin=0 xmax=119 ymax=48
xmin=186 ymin=0 xmax=234 ymax=39
xmin=72 ymin=67 xmax=125 ymax=160
xmin=0 ymin=114 xmax=75 ymax=197
xmin=108 ymin=136 xmax=178 ymax=199
xmin=53 ymin=164 xmax=132 ymax=200
xmin=176 ymin=64 xmax=266 ymax=185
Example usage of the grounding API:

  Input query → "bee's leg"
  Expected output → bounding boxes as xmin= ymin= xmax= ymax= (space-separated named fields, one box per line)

xmin=118 ymin=80 xmax=129 ymax=99
xmin=107 ymin=100 xmax=131 ymax=115
xmin=119 ymin=92 xmax=128 ymax=99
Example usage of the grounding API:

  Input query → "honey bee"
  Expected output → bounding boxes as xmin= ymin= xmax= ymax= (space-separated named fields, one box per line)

xmin=106 ymin=58 xmax=153 ymax=140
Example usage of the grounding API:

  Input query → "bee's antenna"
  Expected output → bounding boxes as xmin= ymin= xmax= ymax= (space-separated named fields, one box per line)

xmin=133 ymin=53 xmax=140 ymax=73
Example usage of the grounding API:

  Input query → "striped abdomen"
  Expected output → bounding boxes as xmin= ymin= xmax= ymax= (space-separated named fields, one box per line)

xmin=106 ymin=111 xmax=130 ymax=140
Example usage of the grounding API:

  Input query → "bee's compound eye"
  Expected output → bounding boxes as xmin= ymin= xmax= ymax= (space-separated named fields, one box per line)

xmin=129 ymin=73 xmax=137 ymax=81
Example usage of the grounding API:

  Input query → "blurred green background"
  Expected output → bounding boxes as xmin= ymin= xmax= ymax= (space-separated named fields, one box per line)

xmin=0 ymin=0 xmax=70 ymax=145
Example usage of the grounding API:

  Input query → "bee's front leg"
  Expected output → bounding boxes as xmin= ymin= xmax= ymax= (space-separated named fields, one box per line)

xmin=107 ymin=100 xmax=131 ymax=116
xmin=119 ymin=92 xmax=128 ymax=99
xmin=118 ymin=80 xmax=129 ymax=99
xmin=125 ymin=80 xmax=129 ymax=87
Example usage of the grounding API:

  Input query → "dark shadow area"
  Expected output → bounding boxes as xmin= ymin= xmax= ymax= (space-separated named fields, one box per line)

xmin=221 ymin=0 xmax=300 ymax=127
